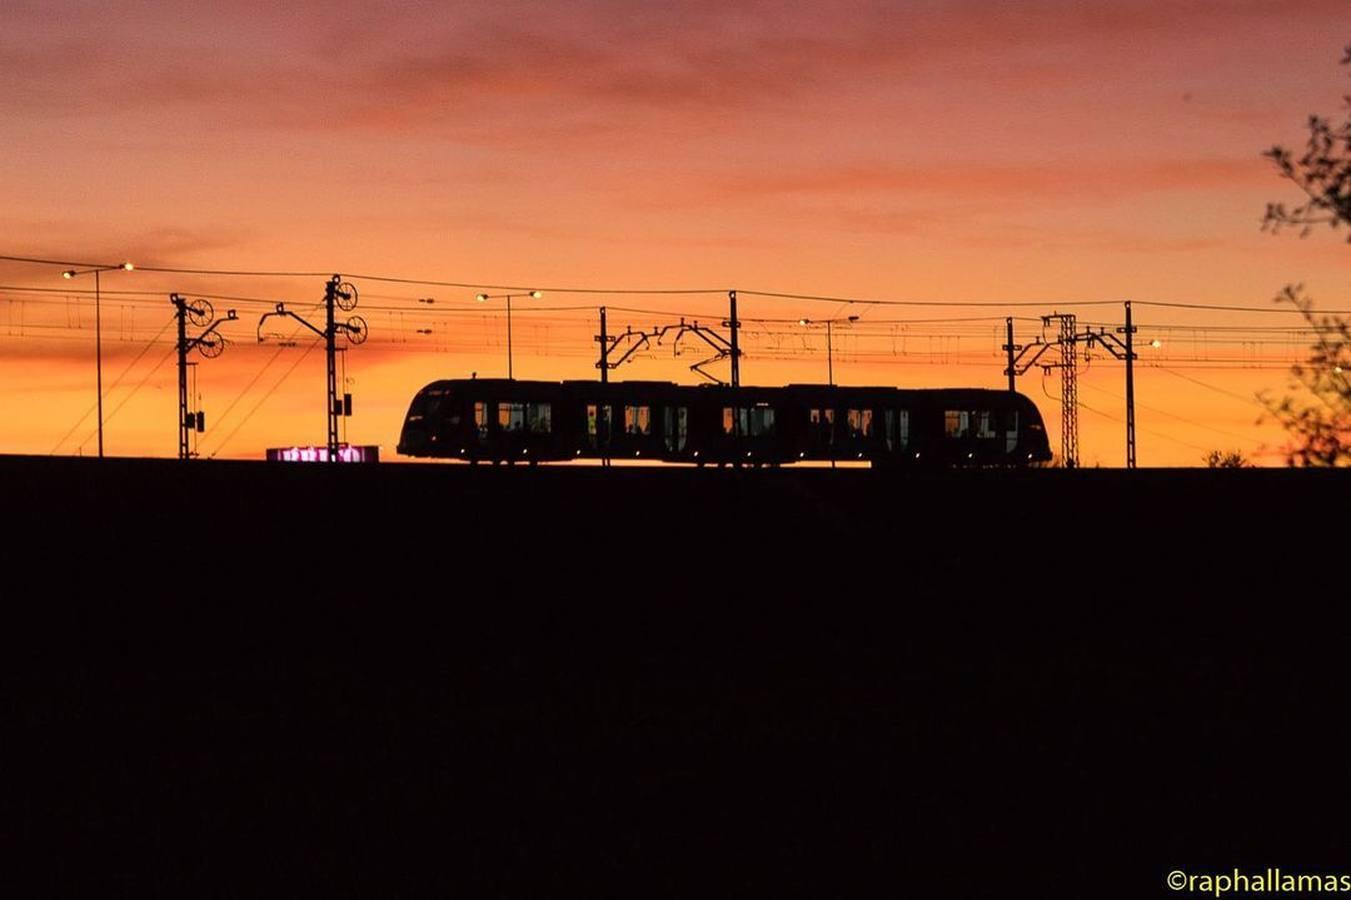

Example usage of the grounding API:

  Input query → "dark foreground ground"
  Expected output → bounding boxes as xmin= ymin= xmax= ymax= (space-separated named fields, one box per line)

xmin=5 ymin=456 xmax=1350 ymax=896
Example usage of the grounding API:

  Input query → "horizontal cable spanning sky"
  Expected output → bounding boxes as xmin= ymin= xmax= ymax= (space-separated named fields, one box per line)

xmin=2 ymin=0 xmax=1348 ymax=465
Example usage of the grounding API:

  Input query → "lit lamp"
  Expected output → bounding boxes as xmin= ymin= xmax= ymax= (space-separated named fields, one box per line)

xmin=62 ymin=261 xmax=134 ymax=457
xmin=474 ymin=290 xmax=542 ymax=379
xmin=798 ymin=315 xmax=859 ymax=387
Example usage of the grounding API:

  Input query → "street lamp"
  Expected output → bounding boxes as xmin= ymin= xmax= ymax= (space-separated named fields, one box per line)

xmin=798 ymin=315 xmax=859 ymax=387
xmin=62 ymin=261 xmax=134 ymax=457
xmin=475 ymin=290 xmax=542 ymax=379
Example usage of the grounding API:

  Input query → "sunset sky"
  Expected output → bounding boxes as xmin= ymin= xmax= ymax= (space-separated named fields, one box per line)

xmin=2 ymin=0 xmax=1348 ymax=465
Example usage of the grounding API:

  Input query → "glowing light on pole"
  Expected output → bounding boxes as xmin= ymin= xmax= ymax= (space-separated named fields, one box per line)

xmin=60 ymin=261 xmax=134 ymax=457
xmin=798 ymin=315 xmax=859 ymax=387
xmin=475 ymin=290 xmax=542 ymax=379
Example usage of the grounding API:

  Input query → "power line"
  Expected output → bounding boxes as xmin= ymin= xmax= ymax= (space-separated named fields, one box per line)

xmin=10 ymin=252 xmax=1351 ymax=314
xmin=200 ymin=305 xmax=325 ymax=451
xmin=49 ymin=315 xmax=175 ymax=454
xmin=1076 ymin=398 xmax=1212 ymax=454
xmin=208 ymin=337 xmax=323 ymax=459
xmin=0 ymin=284 xmax=295 ymax=306
xmin=75 ymin=343 xmax=178 ymax=455
xmin=347 ymin=273 xmax=728 ymax=294
xmin=131 ymin=265 xmax=331 ymax=278
xmin=740 ymin=289 xmax=1119 ymax=308
xmin=1080 ymin=381 xmax=1261 ymax=446
xmin=0 ymin=254 xmax=123 ymax=269
xmin=1150 ymin=365 xmax=1271 ymax=408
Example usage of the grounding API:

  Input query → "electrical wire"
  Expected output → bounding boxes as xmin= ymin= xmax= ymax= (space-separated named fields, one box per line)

xmin=75 ymin=342 xmax=178 ymax=455
xmin=9 ymin=252 xmax=1351 ymax=314
xmin=1150 ymin=365 xmax=1272 ymax=408
xmin=208 ymin=337 xmax=323 ymax=459
xmin=199 ymin=304 xmax=324 ymax=451
xmin=49 ymin=315 xmax=176 ymax=454
xmin=1076 ymin=399 xmax=1213 ymax=453
xmin=7 ymin=249 xmax=1348 ymax=465
xmin=1079 ymin=381 xmax=1262 ymax=446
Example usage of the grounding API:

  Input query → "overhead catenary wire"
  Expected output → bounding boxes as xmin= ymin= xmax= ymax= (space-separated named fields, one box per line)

xmin=0 ymin=323 xmax=1322 ymax=369
xmin=199 ymin=304 xmax=325 ymax=452
xmin=1150 ymin=364 xmax=1274 ymax=408
xmin=3 ymin=250 xmax=1341 ymax=463
xmin=49 ymin=315 xmax=176 ymax=454
xmin=207 ymin=336 xmax=323 ymax=459
xmin=0 ymin=307 xmax=1325 ymax=369
xmin=6 ymin=253 xmax=1350 ymax=314
xmin=1080 ymin=381 xmax=1263 ymax=446
xmin=1076 ymin=399 xmax=1214 ymax=454
xmin=76 ymin=342 xmax=178 ymax=455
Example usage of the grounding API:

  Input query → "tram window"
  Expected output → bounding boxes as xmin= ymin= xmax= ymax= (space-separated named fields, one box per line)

xmin=846 ymin=409 xmax=872 ymax=439
xmin=527 ymin=402 xmax=552 ymax=433
xmin=726 ymin=406 xmax=775 ymax=436
xmin=624 ymin=405 xmax=651 ymax=435
xmin=474 ymin=401 xmax=490 ymax=438
xmin=744 ymin=406 xmax=775 ymax=437
xmin=586 ymin=404 xmax=610 ymax=448
xmin=977 ymin=410 xmax=997 ymax=439
xmin=884 ymin=410 xmax=895 ymax=450
xmin=810 ymin=408 xmax=835 ymax=444
xmin=944 ymin=410 xmax=970 ymax=438
xmin=898 ymin=409 xmax=910 ymax=448
xmin=1005 ymin=410 xmax=1019 ymax=453
xmin=499 ymin=402 xmax=526 ymax=432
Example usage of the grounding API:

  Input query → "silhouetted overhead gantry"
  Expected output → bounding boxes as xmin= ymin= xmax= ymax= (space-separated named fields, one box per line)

xmin=256 ymin=275 xmax=368 ymax=461
xmin=595 ymin=291 xmax=744 ymax=386
xmin=1007 ymin=303 xmax=1139 ymax=468
xmin=660 ymin=318 xmax=740 ymax=384
xmin=594 ymin=306 xmax=651 ymax=384
xmin=172 ymin=293 xmax=236 ymax=460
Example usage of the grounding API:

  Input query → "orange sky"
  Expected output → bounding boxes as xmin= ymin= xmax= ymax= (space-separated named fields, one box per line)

xmin=2 ymin=0 xmax=1348 ymax=465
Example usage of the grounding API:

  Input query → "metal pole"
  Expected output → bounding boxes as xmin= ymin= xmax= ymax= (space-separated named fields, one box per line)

xmin=1060 ymin=315 xmax=1078 ymax=468
xmin=599 ymin=306 xmax=608 ymax=384
xmin=728 ymin=290 xmax=739 ymax=389
xmin=827 ymin=321 xmax=834 ymax=387
xmin=826 ymin=320 xmax=837 ymax=469
xmin=175 ymin=295 xmax=188 ymax=460
xmin=1124 ymin=301 xmax=1136 ymax=469
xmin=96 ymin=269 xmax=103 ymax=458
xmin=326 ymin=276 xmax=338 ymax=461
xmin=507 ymin=294 xmax=514 ymax=380
xmin=1006 ymin=317 xmax=1016 ymax=393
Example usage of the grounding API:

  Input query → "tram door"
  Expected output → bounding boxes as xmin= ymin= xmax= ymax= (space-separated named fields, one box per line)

xmin=473 ymin=401 xmax=493 ymax=453
xmin=585 ymin=403 xmax=612 ymax=454
xmin=663 ymin=406 xmax=688 ymax=455
xmin=807 ymin=408 xmax=835 ymax=459
xmin=1004 ymin=409 xmax=1020 ymax=454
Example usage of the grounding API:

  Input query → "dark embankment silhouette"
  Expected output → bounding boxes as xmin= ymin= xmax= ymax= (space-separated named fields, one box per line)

xmin=5 ymin=455 xmax=1348 ymax=896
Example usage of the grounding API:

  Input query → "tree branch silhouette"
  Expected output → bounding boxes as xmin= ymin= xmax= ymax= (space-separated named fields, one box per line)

xmin=1262 ymin=44 xmax=1351 ymax=240
xmin=1260 ymin=44 xmax=1351 ymax=466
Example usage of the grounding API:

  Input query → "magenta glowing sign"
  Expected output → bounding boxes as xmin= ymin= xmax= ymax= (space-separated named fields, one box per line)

xmin=266 ymin=445 xmax=380 ymax=463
